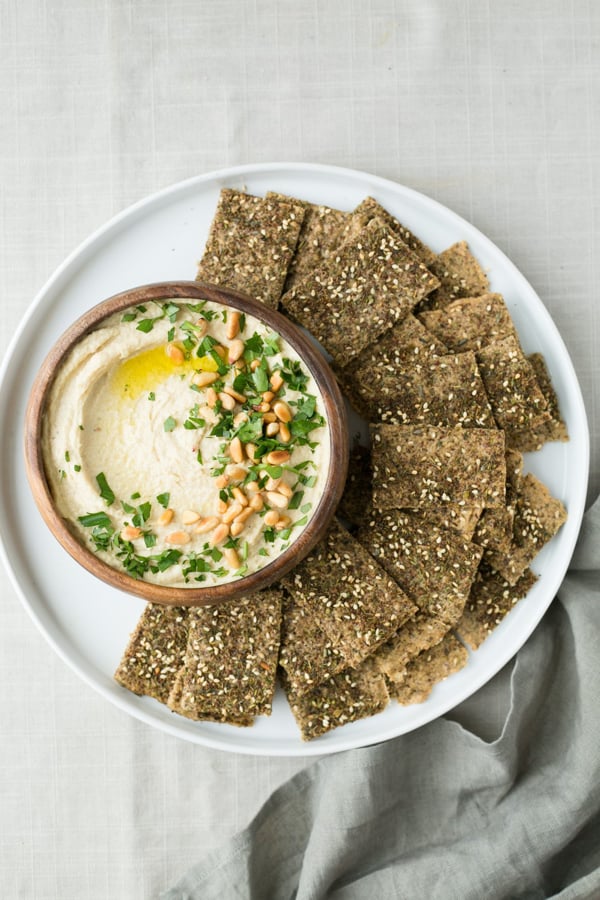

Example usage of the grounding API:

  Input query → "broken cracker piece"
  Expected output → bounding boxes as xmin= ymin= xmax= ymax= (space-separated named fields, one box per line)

xmin=371 ymin=613 xmax=451 ymax=684
xmin=456 ymin=561 xmax=539 ymax=649
xmin=389 ymin=634 xmax=468 ymax=705
xmin=421 ymin=241 xmax=490 ymax=310
xmin=418 ymin=292 xmax=517 ymax=352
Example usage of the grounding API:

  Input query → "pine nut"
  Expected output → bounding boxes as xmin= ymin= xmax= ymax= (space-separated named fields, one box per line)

xmin=245 ymin=481 xmax=260 ymax=495
xmin=206 ymin=387 xmax=218 ymax=408
xmin=120 ymin=525 xmax=142 ymax=541
xmin=181 ymin=510 xmax=200 ymax=525
xmin=193 ymin=371 xmax=219 ymax=388
xmin=218 ymin=392 xmax=236 ymax=411
xmin=277 ymin=482 xmax=293 ymax=499
xmin=223 ymin=385 xmax=246 ymax=403
xmin=226 ymin=310 xmax=241 ymax=340
xmin=231 ymin=487 xmax=248 ymax=507
xmin=263 ymin=412 xmax=277 ymax=423
xmin=266 ymin=421 xmax=279 ymax=437
xmin=214 ymin=345 xmax=227 ymax=361
xmin=264 ymin=510 xmax=280 ymax=526
xmin=233 ymin=412 xmax=248 ymax=427
xmin=279 ymin=422 xmax=291 ymax=442
xmin=250 ymin=359 xmax=261 ymax=371
xmin=215 ymin=474 xmax=229 ymax=489
xmin=270 ymin=371 xmax=284 ymax=392
xmin=275 ymin=515 xmax=292 ymax=531
xmin=266 ymin=450 xmax=291 ymax=465
xmin=194 ymin=319 xmax=208 ymax=338
xmin=273 ymin=400 xmax=292 ymax=423
xmin=210 ymin=523 xmax=229 ymax=546
xmin=228 ymin=339 xmax=244 ymax=364
xmin=157 ymin=508 xmax=174 ymax=526
xmin=166 ymin=343 xmax=184 ymax=364
xmin=249 ymin=493 xmax=264 ymax=511
xmin=262 ymin=391 xmax=275 ymax=403
xmin=234 ymin=507 xmax=254 ymax=524
xmin=222 ymin=502 xmax=243 ymax=524
xmin=265 ymin=476 xmax=280 ymax=491
xmin=257 ymin=401 xmax=271 ymax=413
xmin=228 ymin=467 xmax=246 ymax=482
xmin=266 ymin=491 xmax=289 ymax=509
xmin=245 ymin=442 xmax=257 ymax=462
xmin=194 ymin=516 xmax=219 ymax=534
xmin=165 ymin=530 xmax=191 ymax=545
xmin=230 ymin=436 xmax=244 ymax=463
xmin=217 ymin=499 xmax=228 ymax=515
xmin=223 ymin=547 xmax=240 ymax=569
xmin=230 ymin=521 xmax=245 ymax=537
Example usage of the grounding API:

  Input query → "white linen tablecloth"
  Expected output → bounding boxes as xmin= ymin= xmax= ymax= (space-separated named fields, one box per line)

xmin=1 ymin=2 xmax=598 ymax=897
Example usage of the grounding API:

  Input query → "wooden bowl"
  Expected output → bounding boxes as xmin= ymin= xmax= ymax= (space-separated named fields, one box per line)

xmin=24 ymin=281 xmax=349 ymax=606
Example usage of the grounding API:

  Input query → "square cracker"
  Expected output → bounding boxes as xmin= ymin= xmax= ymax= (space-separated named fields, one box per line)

xmin=196 ymin=188 xmax=305 ymax=308
xmin=476 ymin=335 xmax=551 ymax=448
xmin=418 ymin=293 xmax=518 ymax=352
xmin=336 ymin=312 xmax=447 ymax=418
xmin=342 ymin=349 xmax=494 ymax=427
xmin=389 ymin=634 xmax=469 ymax=705
xmin=357 ymin=508 xmax=482 ymax=625
xmin=339 ymin=196 xmax=437 ymax=267
xmin=371 ymin=613 xmax=452 ymax=684
xmin=281 ymin=218 xmax=440 ymax=367
xmin=485 ymin=473 xmax=567 ymax=586
xmin=456 ymin=561 xmax=539 ymax=649
xmin=167 ymin=588 xmax=283 ymax=725
xmin=266 ymin=192 xmax=349 ymax=292
xmin=284 ymin=658 xmax=389 ymax=741
xmin=421 ymin=241 xmax=490 ymax=310
xmin=278 ymin=592 xmax=347 ymax=697
xmin=370 ymin=424 xmax=506 ymax=510
xmin=282 ymin=519 xmax=417 ymax=669
xmin=114 ymin=604 xmax=189 ymax=704
xmin=402 ymin=505 xmax=482 ymax=540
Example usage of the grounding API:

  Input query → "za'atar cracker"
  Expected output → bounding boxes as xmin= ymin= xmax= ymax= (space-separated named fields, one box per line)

xmin=282 ymin=519 xmax=417 ymax=668
xmin=340 ymin=196 xmax=437 ymax=267
xmin=389 ymin=634 xmax=469 ymax=705
xmin=370 ymin=424 xmax=506 ymax=510
xmin=456 ymin=561 xmax=539 ymax=650
xmin=196 ymin=188 xmax=305 ymax=308
xmin=418 ymin=293 xmax=518 ymax=352
xmin=281 ymin=217 xmax=439 ymax=367
xmin=266 ymin=193 xmax=350 ymax=293
xmin=283 ymin=658 xmax=389 ymax=741
xmin=278 ymin=591 xmax=347 ymax=697
xmin=114 ymin=604 xmax=190 ymax=704
xmin=167 ymin=588 xmax=283 ymax=725
xmin=421 ymin=241 xmax=490 ymax=309
xmin=357 ymin=508 xmax=482 ymax=625
xmin=370 ymin=613 xmax=452 ymax=684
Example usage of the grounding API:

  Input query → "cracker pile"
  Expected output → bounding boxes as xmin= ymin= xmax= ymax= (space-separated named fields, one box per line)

xmin=115 ymin=188 xmax=568 ymax=741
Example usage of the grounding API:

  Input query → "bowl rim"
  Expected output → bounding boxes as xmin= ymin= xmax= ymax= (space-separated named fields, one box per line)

xmin=23 ymin=280 xmax=349 ymax=606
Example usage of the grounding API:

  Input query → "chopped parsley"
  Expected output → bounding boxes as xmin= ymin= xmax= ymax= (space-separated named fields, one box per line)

xmin=95 ymin=472 xmax=115 ymax=506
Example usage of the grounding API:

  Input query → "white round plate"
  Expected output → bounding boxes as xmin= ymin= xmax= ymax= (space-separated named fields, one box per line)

xmin=0 ymin=163 xmax=589 ymax=756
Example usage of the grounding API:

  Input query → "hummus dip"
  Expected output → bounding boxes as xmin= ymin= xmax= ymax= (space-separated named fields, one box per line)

xmin=42 ymin=298 xmax=330 ymax=587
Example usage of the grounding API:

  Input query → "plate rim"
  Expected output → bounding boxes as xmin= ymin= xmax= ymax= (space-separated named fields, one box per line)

xmin=0 ymin=161 xmax=590 ymax=756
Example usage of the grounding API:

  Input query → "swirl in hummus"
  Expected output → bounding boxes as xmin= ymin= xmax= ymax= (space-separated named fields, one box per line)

xmin=42 ymin=298 xmax=330 ymax=586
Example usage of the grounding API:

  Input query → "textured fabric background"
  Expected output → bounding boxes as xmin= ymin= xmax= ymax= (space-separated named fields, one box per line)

xmin=1 ymin=2 xmax=598 ymax=897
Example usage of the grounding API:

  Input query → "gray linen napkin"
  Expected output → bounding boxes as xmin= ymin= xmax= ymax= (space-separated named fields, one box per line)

xmin=161 ymin=497 xmax=600 ymax=900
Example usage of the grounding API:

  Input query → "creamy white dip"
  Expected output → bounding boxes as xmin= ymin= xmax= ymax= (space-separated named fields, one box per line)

xmin=42 ymin=298 xmax=330 ymax=587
